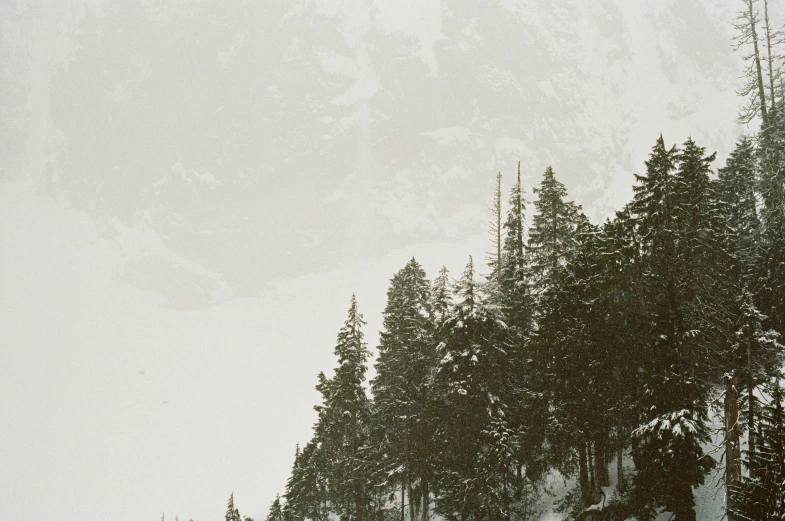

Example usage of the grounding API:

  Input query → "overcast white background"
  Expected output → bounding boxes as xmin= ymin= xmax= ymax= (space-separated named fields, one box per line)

xmin=0 ymin=0 xmax=775 ymax=520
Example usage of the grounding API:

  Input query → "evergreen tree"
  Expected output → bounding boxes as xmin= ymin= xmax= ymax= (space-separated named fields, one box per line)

xmin=628 ymin=136 xmax=716 ymax=521
xmin=712 ymin=136 xmax=765 ymax=517
xmin=758 ymin=100 xmax=785 ymax=338
xmin=266 ymin=495 xmax=284 ymax=521
xmin=715 ymin=136 xmax=761 ymax=287
xmin=226 ymin=493 xmax=243 ymax=521
xmin=498 ymin=163 xmax=544 ymax=490
xmin=525 ymin=165 xmax=581 ymax=481
xmin=539 ymin=212 xmax=617 ymax=507
xmin=371 ymin=259 xmax=436 ymax=521
xmin=431 ymin=266 xmax=452 ymax=328
xmin=283 ymin=440 xmax=330 ymax=521
xmin=433 ymin=257 xmax=519 ymax=521
xmin=596 ymin=206 xmax=648 ymax=494
xmin=527 ymin=166 xmax=580 ymax=301
xmin=732 ymin=380 xmax=785 ymax=521
xmin=314 ymin=295 xmax=374 ymax=521
xmin=499 ymin=161 xmax=532 ymax=340
xmin=487 ymin=172 xmax=503 ymax=280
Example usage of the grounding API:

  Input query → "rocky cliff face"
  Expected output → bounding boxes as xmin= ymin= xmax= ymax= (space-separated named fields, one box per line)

xmin=1 ymin=0 xmax=743 ymax=306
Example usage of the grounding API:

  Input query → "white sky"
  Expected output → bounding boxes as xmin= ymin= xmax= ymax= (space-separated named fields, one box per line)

xmin=0 ymin=0 xmax=774 ymax=519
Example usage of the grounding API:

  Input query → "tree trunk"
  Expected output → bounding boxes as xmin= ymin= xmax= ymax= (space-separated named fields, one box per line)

xmin=408 ymin=476 xmax=415 ymax=521
xmin=401 ymin=481 xmax=405 ymax=521
xmin=595 ymin=437 xmax=610 ymax=488
xmin=588 ymin=441 xmax=596 ymax=501
xmin=724 ymin=374 xmax=741 ymax=521
xmin=616 ymin=444 xmax=625 ymax=493
xmin=746 ymin=0 xmax=769 ymax=126
xmin=763 ymin=0 xmax=777 ymax=112
xmin=747 ymin=339 xmax=757 ymax=479
xmin=421 ymin=479 xmax=429 ymax=521
xmin=579 ymin=442 xmax=590 ymax=507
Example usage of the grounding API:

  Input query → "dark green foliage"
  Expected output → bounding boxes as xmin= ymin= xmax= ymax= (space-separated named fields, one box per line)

xmin=625 ymin=136 xmax=720 ymax=520
xmin=371 ymin=258 xmax=437 ymax=520
xmin=758 ymin=102 xmax=785 ymax=338
xmin=630 ymin=409 xmax=714 ymax=521
xmin=731 ymin=381 xmax=785 ymax=521
xmin=498 ymin=165 xmax=545 ymax=489
xmin=432 ymin=257 xmax=521 ymax=521
xmin=226 ymin=493 xmax=253 ymax=521
xmin=527 ymin=166 xmax=580 ymax=299
xmin=314 ymin=295 xmax=375 ymax=521
xmin=273 ymin=125 xmax=785 ymax=521
xmin=283 ymin=441 xmax=330 ymax=521
xmin=266 ymin=495 xmax=283 ymax=521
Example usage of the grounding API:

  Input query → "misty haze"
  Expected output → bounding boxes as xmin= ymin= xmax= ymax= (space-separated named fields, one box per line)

xmin=1 ymin=1 xmax=784 ymax=521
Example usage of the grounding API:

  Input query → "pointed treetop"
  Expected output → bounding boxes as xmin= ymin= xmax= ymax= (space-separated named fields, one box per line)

xmin=333 ymin=294 xmax=368 ymax=368
xmin=487 ymin=172 xmax=503 ymax=279
xmin=454 ymin=256 xmax=479 ymax=317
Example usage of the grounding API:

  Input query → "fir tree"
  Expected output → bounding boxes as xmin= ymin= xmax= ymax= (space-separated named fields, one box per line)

xmin=499 ymin=161 xmax=532 ymax=339
xmin=266 ymin=495 xmax=284 ymax=521
xmin=433 ymin=257 xmax=519 ymax=521
xmin=539 ymin=212 xmax=615 ymax=506
xmin=431 ymin=266 xmax=452 ymax=328
xmin=596 ymin=206 xmax=648 ymax=494
xmin=314 ymin=295 xmax=374 ymax=521
xmin=226 ymin=493 xmax=242 ymax=521
xmin=487 ymin=172 xmax=503 ymax=280
xmin=525 ymin=165 xmax=581 ymax=483
xmin=712 ymin=136 xmax=765 ymax=517
xmin=498 ymin=162 xmax=544 ymax=490
xmin=758 ymin=100 xmax=785 ymax=338
xmin=527 ymin=166 xmax=580 ymax=300
xmin=731 ymin=380 xmax=785 ymax=521
xmin=628 ymin=136 xmax=717 ymax=521
xmin=283 ymin=440 xmax=330 ymax=521
xmin=371 ymin=259 xmax=436 ymax=521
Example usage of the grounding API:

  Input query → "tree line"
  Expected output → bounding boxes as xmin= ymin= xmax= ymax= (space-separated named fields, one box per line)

xmin=240 ymin=3 xmax=785 ymax=521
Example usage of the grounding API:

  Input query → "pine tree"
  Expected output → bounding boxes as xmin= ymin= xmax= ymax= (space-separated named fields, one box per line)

xmin=628 ymin=136 xmax=717 ymax=521
xmin=371 ymin=260 xmax=436 ymax=521
xmin=715 ymin=136 xmax=761 ymax=287
xmin=433 ymin=257 xmax=519 ymax=521
xmin=596 ymin=206 xmax=648 ymax=495
xmin=758 ymin=100 xmax=785 ymax=338
xmin=226 ymin=493 xmax=242 ymax=521
xmin=283 ymin=440 xmax=330 ymax=521
xmin=712 ymin=136 xmax=765 ymax=518
xmin=671 ymin=137 xmax=719 ymax=387
xmin=732 ymin=380 xmax=785 ymax=521
xmin=266 ymin=495 xmax=284 ymax=521
xmin=497 ymin=163 xmax=544 ymax=491
xmin=431 ymin=266 xmax=452 ymax=328
xmin=499 ymin=161 xmax=532 ymax=340
xmin=487 ymin=172 xmax=503 ymax=280
xmin=527 ymin=166 xmax=580 ymax=301
xmin=314 ymin=295 xmax=374 ymax=521
xmin=525 ymin=165 xmax=581 ymax=483
xmin=538 ymin=211 xmax=618 ymax=507
xmin=734 ymin=0 xmax=771 ymax=126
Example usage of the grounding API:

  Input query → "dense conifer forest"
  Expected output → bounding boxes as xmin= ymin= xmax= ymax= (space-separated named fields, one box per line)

xmin=241 ymin=3 xmax=784 ymax=520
